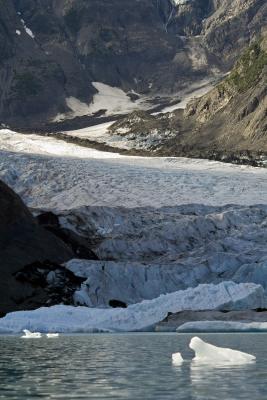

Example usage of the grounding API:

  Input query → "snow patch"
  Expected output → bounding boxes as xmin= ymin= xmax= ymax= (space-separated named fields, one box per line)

xmin=156 ymin=79 xmax=214 ymax=114
xmin=21 ymin=19 xmax=35 ymax=39
xmin=172 ymin=0 xmax=190 ymax=4
xmin=88 ymin=82 xmax=142 ymax=116
xmin=53 ymin=82 xmax=149 ymax=121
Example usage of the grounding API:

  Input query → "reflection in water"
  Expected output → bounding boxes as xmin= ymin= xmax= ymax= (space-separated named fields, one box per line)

xmin=190 ymin=362 xmax=255 ymax=400
xmin=0 ymin=334 xmax=267 ymax=399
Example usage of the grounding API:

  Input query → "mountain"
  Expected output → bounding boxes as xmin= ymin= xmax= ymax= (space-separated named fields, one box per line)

xmin=0 ymin=0 xmax=266 ymax=128
xmin=107 ymin=31 xmax=267 ymax=164
xmin=158 ymin=31 xmax=267 ymax=162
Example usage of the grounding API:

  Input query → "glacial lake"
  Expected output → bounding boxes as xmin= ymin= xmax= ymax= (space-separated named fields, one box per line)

xmin=0 ymin=333 xmax=266 ymax=399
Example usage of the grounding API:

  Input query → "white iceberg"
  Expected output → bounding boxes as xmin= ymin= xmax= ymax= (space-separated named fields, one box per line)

xmin=172 ymin=352 xmax=184 ymax=365
xmin=189 ymin=337 xmax=255 ymax=364
xmin=46 ymin=333 xmax=59 ymax=338
xmin=177 ymin=321 xmax=267 ymax=333
xmin=0 ymin=282 xmax=266 ymax=333
xmin=21 ymin=329 xmax=42 ymax=339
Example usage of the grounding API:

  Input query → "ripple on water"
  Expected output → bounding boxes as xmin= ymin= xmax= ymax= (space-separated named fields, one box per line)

xmin=0 ymin=333 xmax=266 ymax=400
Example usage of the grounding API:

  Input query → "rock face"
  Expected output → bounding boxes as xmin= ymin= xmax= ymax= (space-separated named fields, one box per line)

xmin=0 ymin=0 xmax=183 ymax=126
xmin=173 ymin=33 xmax=267 ymax=156
xmin=109 ymin=32 xmax=267 ymax=162
xmin=14 ymin=261 xmax=86 ymax=308
xmin=0 ymin=0 xmax=266 ymax=127
xmin=0 ymin=180 xmax=73 ymax=314
xmin=36 ymin=211 xmax=98 ymax=260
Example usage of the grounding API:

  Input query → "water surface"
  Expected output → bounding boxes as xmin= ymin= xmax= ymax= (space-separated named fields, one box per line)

xmin=0 ymin=333 xmax=266 ymax=399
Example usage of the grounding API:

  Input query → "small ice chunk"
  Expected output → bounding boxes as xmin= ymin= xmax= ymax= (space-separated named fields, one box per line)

xmin=16 ymin=30 xmax=21 ymax=36
xmin=46 ymin=333 xmax=59 ymax=338
xmin=172 ymin=352 xmax=183 ymax=365
xmin=21 ymin=329 xmax=42 ymax=339
xmin=189 ymin=337 xmax=255 ymax=364
xmin=24 ymin=26 xmax=35 ymax=39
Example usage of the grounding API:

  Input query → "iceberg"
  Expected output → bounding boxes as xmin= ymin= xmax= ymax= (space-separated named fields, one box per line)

xmin=0 ymin=282 xmax=265 ymax=333
xmin=21 ymin=329 xmax=42 ymax=339
xmin=46 ymin=333 xmax=59 ymax=338
xmin=189 ymin=337 xmax=256 ymax=364
xmin=172 ymin=352 xmax=184 ymax=365
xmin=177 ymin=321 xmax=267 ymax=333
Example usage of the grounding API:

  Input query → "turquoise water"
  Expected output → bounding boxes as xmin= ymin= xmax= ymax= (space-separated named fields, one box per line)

xmin=0 ymin=333 xmax=266 ymax=399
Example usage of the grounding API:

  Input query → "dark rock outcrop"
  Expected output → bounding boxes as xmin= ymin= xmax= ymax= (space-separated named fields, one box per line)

xmin=0 ymin=0 xmax=184 ymax=127
xmin=14 ymin=261 xmax=86 ymax=308
xmin=109 ymin=299 xmax=127 ymax=309
xmin=0 ymin=180 xmax=73 ymax=314
xmin=36 ymin=211 xmax=98 ymax=260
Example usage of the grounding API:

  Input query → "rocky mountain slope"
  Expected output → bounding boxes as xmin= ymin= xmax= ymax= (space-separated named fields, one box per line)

xmin=159 ymin=31 xmax=267 ymax=160
xmin=106 ymin=31 xmax=267 ymax=163
xmin=0 ymin=0 xmax=266 ymax=127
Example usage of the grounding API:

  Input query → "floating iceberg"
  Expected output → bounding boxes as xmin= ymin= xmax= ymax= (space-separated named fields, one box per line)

xmin=21 ymin=329 xmax=42 ymax=339
xmin=0 ymin=282 xmax=265 ymax=333
xmin=172 ymin=352 xmax=184 ymax=365
xmin=46 ymin=333 xmax=59 ymax=338
xmin=177 ymin=321 xmax=267 ymax=333
xmin=189 ymin=337 xmax=256 ymax=364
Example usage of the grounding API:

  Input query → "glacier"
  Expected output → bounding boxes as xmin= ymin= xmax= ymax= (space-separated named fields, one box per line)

xmin=0 ymin=282 xmax=265 ymax=334
xmin=1 ymin=129 xmax=267 ymax=316
xmin=1 ymin=129 xmax=266 ymax=210
xmin=63 ymin=203 xmax=267 ymax=307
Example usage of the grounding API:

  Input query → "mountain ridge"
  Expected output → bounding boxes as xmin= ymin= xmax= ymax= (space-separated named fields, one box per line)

xmin=0 ymin=0 xmax=266 ymax=127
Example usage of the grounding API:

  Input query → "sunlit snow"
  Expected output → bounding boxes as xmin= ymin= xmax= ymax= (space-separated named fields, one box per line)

xmin=20 ymin=19 xmax=35 ymax=39
xmin=54 ymin=82 xmax=149 ymax=121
